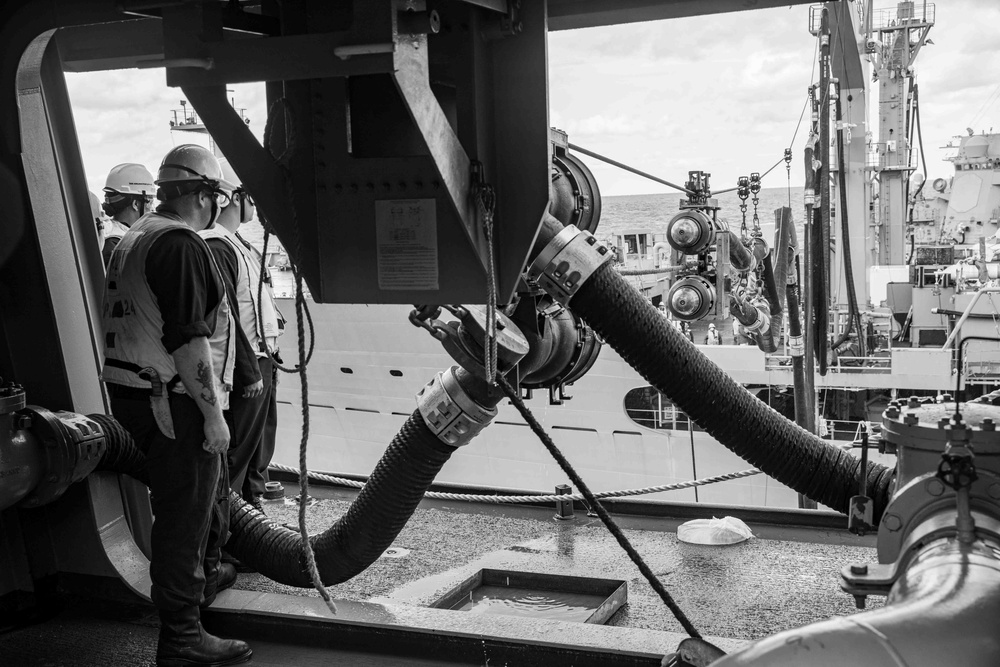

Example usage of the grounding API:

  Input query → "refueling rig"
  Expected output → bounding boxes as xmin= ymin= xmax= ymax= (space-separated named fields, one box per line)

xmin=1 ymin=1 xmax=999 ymax=665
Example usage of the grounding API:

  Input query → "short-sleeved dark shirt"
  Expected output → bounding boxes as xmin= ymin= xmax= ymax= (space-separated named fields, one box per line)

xmin=143 ymin=212 xmax=223 ymax=354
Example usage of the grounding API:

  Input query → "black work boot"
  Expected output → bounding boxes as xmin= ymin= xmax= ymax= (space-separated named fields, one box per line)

xmin=201 ymin=562 xmax=238 ymax=608
xmin=156 ymin=606 xmax=252 ymax=666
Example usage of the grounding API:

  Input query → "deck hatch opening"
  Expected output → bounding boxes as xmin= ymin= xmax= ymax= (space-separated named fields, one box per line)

xmin=429 ymin=569 xmax=626 ymax=624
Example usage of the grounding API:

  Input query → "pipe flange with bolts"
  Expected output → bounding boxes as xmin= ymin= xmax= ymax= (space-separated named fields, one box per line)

xmin=527 ymin=224 xmax=613 ymax=307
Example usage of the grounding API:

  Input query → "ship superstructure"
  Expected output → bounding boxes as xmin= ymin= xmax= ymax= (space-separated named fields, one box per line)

xmin=2 ymin=1 xmax=1000 ymax=666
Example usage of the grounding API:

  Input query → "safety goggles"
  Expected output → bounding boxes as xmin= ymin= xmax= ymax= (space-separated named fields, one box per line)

xmin=192 ymin=184 xmax=230 ymax=208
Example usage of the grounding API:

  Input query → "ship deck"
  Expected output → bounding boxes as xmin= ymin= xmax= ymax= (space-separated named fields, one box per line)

xmin=1 ymin=480 xmax=882 ymax=666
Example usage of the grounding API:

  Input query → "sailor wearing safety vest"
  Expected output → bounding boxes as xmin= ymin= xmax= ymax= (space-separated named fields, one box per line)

xmin=101 ymin=144 xmax=252 ymax=667
xmin=704 ymin=322 xmax=723 ymax=345
xmin=100 ymin=162 xmax=155 ymax=267
xmin=200 ymin=157 xmax=283 ymax=513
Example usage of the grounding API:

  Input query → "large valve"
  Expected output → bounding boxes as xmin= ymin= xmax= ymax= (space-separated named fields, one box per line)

xmin=667 ymin=275 xmax=716 ymax=322
xmin=714 ymin=397 xmax=1000 ymax=666
xmin=666 ymin=209 xmax=715 ymax=255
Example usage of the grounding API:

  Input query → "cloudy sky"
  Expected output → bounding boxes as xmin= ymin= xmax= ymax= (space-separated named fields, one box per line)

xmin=66 ymin=1 xmax=1000 ymax=198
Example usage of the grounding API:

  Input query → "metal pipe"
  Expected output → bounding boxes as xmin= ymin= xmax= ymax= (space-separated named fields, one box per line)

xmin=802 ymin=87 xmax=819 ymax=437
xmin=817 ymin=8 xmax=831 ymax=375
xmin=941 ymin=287 xmax=1000 ymax=349
xmin=712 ymin=538 xmax=1000 ymax=666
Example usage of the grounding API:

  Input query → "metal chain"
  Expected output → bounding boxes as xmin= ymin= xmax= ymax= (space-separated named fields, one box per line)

xmin=749 ymin=172 xmax=762 ymax=235
xmin=737 ymin=176 xmax=750 ymax=242
xmin=784 ymin=147 xmax=794 ymax=209
xmin=476 ymin=183 xmax=499 ymax=385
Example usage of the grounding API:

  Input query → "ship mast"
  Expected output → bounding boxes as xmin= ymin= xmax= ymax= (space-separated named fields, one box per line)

xmin=870 ymin=1 xmax=935 ymax=266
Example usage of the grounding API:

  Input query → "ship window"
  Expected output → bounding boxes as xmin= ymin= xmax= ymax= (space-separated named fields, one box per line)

xmin=340 ymin=367 xmax=354 ymax=374
xmin=623 ymin=386 xmax=703 ymax=432
xmin=389 ymin=369 xmax=403 ymax=377
xmin=624 ymin=234 xmax=638 ymax=255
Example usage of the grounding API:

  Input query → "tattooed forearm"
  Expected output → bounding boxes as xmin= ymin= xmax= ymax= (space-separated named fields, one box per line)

xmin=195 ymin=360 xmax=218 ymax=406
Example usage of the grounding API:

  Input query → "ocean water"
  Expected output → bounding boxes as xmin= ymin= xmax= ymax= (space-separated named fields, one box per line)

xmin=597 ymin=186 xmax=805 ymax=246
xmin=240 ymin=185 xmax=805 ymax=253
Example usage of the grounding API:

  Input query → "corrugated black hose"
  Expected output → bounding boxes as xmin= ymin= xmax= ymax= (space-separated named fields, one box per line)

xmin=90 ymin=402 xmax=470 ymax=587
xmin=90 ymin=413 xmax=149 ymax=485
xmin=566 ymin=258 xmax=894 ymax=520
xmin=227 ymin=410 xmax=456 ymax=586
xmin=832 ymin=94 xmax=865 ymax=355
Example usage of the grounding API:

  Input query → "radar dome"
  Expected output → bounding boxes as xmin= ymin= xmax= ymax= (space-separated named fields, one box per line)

xmin=965 ymin=135 xmax=989 ymax=158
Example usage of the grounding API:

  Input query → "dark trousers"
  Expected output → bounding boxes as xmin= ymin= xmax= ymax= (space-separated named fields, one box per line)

xmin=111 ymin=392 xmax=230 ymax=611
xmin=226 ymin=357 xmax=274 ymax=501
xmin=251 ymin=360 xmax=279 ymax=496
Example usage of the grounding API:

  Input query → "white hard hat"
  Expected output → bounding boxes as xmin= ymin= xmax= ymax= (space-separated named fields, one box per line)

xmin=156 ymin=144 xmax=223 ymax=187
xmin=104 ymin=163 xmax=154 ymax=197
xmin=709 ymin=323 xmax=716 ymax=329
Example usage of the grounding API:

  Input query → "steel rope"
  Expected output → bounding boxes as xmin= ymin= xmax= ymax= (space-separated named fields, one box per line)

xmin=267 ymin=463 xmax=761 ymax=504
xmin=494 ymin=374 xmax=702 ymax=638
xmin=261 ymin=95 xmax=336 ymax=615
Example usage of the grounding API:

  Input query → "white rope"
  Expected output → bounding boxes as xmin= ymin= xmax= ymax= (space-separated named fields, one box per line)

xmin=267 ymin=463 xmax=762 ymax=504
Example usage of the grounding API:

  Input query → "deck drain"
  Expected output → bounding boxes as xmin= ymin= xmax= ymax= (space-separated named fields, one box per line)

xmin=381 ymin=547 xmax=410 ymax=559
xmin=429 ymin=569 xmax=626 ymax=624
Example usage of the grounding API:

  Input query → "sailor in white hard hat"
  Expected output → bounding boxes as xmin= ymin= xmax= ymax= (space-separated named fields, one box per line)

xmin=100 ymin=144 xmax=251 ymax=666
xmin=705 ymin=322 xmax=722 ymax=345
xmin=101 ymin=162 xmax=155 ymax=266
xmin=199 ymin=157 xmax=284 ymax=513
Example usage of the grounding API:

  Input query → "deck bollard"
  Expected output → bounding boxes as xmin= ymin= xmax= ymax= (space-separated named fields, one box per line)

xmin=554 ymin=484 xmax=574 ymax=520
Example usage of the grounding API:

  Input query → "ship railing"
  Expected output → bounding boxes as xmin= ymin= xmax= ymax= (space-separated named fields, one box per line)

xmin=629 ymin=404 xmax=884 ymax=450
xmin=821 ymin=419 xmax=882 ymax=446
xmin=627 ymin=406 xmax=704 ymax=433
xmin=962 ymin=359 xmax=1000 ymax=386
xmin=764 ymin=354 xmax=892 ymax=373
xmin=872 ymin=3 xmax=935 ymax=31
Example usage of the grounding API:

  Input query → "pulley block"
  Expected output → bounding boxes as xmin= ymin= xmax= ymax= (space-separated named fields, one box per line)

xmin=666 ymin=210 xmax=715 ymax=255
xmin=667 ymin=276 xmax=716 ymax=321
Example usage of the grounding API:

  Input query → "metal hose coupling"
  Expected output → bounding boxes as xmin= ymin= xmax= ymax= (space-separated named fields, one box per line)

xmin=417 ymin=367 xmax=498 ymax=448
xmin=527 ymin=224 xmax=613 ymax=306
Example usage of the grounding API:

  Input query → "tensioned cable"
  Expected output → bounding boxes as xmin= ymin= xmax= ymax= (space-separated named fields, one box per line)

xmin=267 ymin=463 xmax=761 ymax=503
xmin=495 ymin=374 xmax=703 ymax=638
xmin=567 ymin=143 xmax=695 ymax=196
xmin=720 ymin=34 xmax=818 ymax=198
xmin=968 ymin=83 xmax=1000 ymax=131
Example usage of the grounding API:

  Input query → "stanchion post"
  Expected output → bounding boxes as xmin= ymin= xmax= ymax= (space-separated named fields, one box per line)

xmin=554 ymin=484 xmax=574 ymax=520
